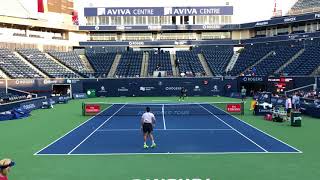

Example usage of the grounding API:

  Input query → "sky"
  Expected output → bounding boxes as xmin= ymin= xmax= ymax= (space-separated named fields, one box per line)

xmin=74 ymin=0 xmax=298 ymax=24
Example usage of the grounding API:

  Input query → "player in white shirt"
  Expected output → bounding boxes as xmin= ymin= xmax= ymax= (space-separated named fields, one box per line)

xmin=285 ymin=95 xmax=292 ymax=118
xmin=141 ymin=107 xmax=156 ymax=149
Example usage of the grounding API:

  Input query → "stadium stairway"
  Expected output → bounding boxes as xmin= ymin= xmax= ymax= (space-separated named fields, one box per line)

xmin=79 ymin=55 xmax=95 ymax=72
xmin=13 ymin=51 xmax=48 ymax=78
xmin=241 ymin=51 xmax=275 ymax=74
xmin=0 ymin=69 xmax=9 ymax=79
xmin=311 ymin=65 xmax=320 ymax=76
xmin=225 ymin=52 xmax=240 ymax=74
xmin=170 ymin=53 xmax=179 ymax=77
xmin=275 ymin=48 xmax=305 ymax=74
xmin=197 ymin=53 xmax=213 ymax=76
xmin=140 ymin=52 xmax=149 ymax=77
xmin=107 ymin=54 xmax=121 ymax=78
xmin=45 ymin=53 xmax=82 ymax=77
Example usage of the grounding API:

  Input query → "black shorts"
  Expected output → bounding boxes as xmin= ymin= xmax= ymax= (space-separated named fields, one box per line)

xmin=287 ymin=108 xmax=292 ymax=114
xmin=142 ymin=123 xmax=153 ymax=133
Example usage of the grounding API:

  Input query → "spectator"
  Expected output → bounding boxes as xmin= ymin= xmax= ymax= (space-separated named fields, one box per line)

xmin=175 ymin=58 xmax=180 ymax=67
xmin=0 ymin=159 xmax=15 ymax=180
xmin=27 ymin=94 xmax=32 ymax=99
xmin=292 ymin=92 xmax=300 ymax=111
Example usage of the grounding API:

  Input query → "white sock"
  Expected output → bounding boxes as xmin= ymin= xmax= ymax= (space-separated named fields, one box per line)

xmin=152 ymin=140 xmax=155 ymax=144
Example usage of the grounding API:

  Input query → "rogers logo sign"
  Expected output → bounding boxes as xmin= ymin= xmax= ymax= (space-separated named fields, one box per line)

xmin=226 ymin=104 xmax=241 ymax=113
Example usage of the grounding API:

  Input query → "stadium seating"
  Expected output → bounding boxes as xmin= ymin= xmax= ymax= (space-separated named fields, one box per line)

xmin=282 ymin=46 xmax=320 ymax=75
xmin=86 ymin=47 xmax=126 ymax=53
xmin=47 ymin=51 xmax=92 ymax=77
xmin=290 ymin=0 xmax=320 ymax=12
xmin=201 ymin=46 xmax=233 ymax=76
xmin=0 ymin=48 xmax=43 ymax=78
xmin=86 ymin=52 xmax=117 ymax=78
xmin=147 ymin=51 xmax=173 ymax=76
xmin=248 ymin=45 xmax=302 ymax=76
xmin=176 ymin=51 xmax=206 ymax=77
xmin=17 ymin=49 xmax=80 ymax=78
xmin=229 ymin=45 xmax=272 ymax=76
xmin=0 ymin=92 xmax=27 ymax=104
xmin=115 ymin=51 xmax=143 ymax=77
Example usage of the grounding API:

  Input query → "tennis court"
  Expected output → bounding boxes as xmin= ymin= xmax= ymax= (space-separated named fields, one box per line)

xmin=35 ymin=103 xmax=300 ymax=155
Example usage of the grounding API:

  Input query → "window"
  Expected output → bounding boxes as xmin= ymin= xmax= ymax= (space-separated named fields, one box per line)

xmin=160 ymin=16 xmax=171 ymax=25
xmin=136 ymin=16 xmax=147 ymax=25
xmin=110 ymin=16 xmax=121 ymax=25
xmin=86 ymin=16 xmax=98 ymax=25
xmin=99 ymin=16 xmax=109 ymax=25
xmin=123 ymin=16 xmax=134 ymax=25
xmin=148 ymin=16 xmax=159 ymax=25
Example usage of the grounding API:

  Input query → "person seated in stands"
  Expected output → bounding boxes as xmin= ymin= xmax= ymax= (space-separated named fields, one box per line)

xmin=175 ymin=58 xmax=180 ymax=67
xmin=26 ymin=94 xmax=32 ymax=99
xmin=156 ymin=64 xmax=161 ymax=71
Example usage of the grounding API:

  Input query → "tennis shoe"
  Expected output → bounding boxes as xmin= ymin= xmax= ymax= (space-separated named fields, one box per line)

xmin=151 ymin=143 xmax=156 ymax=148
xmin=144 ymin=144 xmax=149 ymax=149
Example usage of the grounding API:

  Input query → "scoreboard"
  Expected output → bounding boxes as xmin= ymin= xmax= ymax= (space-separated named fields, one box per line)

xmin=267 ymin=77 xmax=294 ymax=93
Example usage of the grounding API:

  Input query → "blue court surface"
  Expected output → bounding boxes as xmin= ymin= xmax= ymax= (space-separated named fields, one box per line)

xmin=35 ymin=103 xmax=301 ymax=155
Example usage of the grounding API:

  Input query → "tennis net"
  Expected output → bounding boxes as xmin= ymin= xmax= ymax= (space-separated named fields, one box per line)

xmin=82 ymin=102 xmax=244 ymax=116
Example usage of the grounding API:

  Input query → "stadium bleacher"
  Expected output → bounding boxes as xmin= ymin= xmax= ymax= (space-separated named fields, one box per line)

xmin=248 ymin=45 xmax=302 ymax=76
xmin=0 ymin=48 xmax=43 ymax=78
xmin=229 ymin=45 xmax=272 ymax=76
xmin=282 ymin=46 xmax=320 ymax=75
xmin=86 ymin=52 xmax=117 ymax=78
xmin=290 ymin=0 xmax=320 ymax=13
xmin=17 ymin=49 xmax=80 ymax=78
xmin=0 ymin=91 xmax=27 ymax=104
xmin=201 ymin=46 xmax=233 ymax=76
xmin=147 ymin=51 xmax=173 ymax=77
xmin=115 ymin=51 xmax=143 ymax=77
xmin=47 ymin=50 xmax=93 ymax=77
xmin=176 ymin=51 xmax=206 ymax=77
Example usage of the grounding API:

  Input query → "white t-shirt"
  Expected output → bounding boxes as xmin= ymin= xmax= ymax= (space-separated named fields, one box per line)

xmin=141 ymin=112 xmax=155 ymax=124
xmin=286 ymin=98 xmax=292 ymax=109
xmin=292 ymin=95 xmax=300 ymax=104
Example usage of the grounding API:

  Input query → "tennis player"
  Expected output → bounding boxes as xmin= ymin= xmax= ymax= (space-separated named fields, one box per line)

xmin=179 ymin=87 xmax=187 ymax=101
xmin=141 ymin=107 xmax=156 ymax=149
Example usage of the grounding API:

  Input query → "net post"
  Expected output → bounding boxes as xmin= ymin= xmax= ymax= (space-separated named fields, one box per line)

xmin=241 ymin=101 xmax=245 ymax=115
xmin=82 ymin=102 xmax=85 ymax=116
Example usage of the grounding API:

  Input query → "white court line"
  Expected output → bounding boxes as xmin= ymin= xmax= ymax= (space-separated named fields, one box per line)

xmin=96 ymin=128 xmax=234 ymax=132
xmin=34 ymin=104 xmax=115 ymax=155
xmin=67 ymin=104 xmax=127 ymax=155
xmin=162 ymin=104 xmax=167 ymax=130
xmin=35 ymin=151 xmax=302 ymax=156
xmin=212 ymin=104 xmax=303 ymax=153
xmin=199 ymin=104 xmax=268 ymax=152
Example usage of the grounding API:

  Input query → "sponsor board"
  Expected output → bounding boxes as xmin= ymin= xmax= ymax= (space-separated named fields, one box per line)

xmin=85 ymin=104 xmax=101 ymax=114
xmin=73 ymin=93 xmax=88 ymax=99
xmin=139 ymin=87 xmax=155 ymax=92
xmin=226 ymin=104 xmax=241 ymax=113
xmin=118 ymin=87 xmax=129 ymax=92
xmin=15 ymin=79 xmax=35 ymax=85
xmin=165 ymin=87 xmax=182 ymax=91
